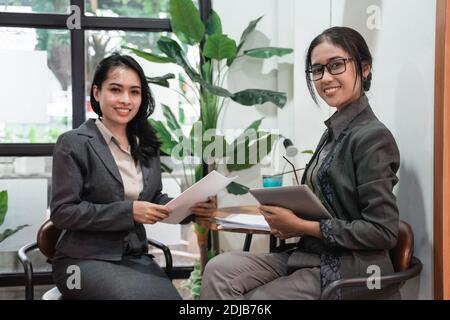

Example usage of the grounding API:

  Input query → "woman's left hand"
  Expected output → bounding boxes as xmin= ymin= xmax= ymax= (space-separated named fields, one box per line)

xmin=190 ymin=196 xmax=217 ymax=218
xmin=259 ymin=205 xmax=305 ymax=239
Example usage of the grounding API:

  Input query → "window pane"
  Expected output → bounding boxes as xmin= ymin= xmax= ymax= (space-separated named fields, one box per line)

xmin=0 ymin=27 xmax=72 ymax=143
xmin=0 ymin=0 xmax=69 ymax=14
xmin=0 ymin=156 xmax=51 ymax=273
xmin=84 ymin=0 xmax=199 ymax=18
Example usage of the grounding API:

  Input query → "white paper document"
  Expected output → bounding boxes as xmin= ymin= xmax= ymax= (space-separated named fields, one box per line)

xmin=215 ymin=214 xmax=270 ymax=232
xmin=163 ymin=170 xmax=236 ymax=224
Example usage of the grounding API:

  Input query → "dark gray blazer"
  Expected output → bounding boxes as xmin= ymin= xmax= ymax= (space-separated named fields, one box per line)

xmin=298 ymin=99 xmax=400 ymax=299
xmin=50 ymin=119 xmax=176 ymax=261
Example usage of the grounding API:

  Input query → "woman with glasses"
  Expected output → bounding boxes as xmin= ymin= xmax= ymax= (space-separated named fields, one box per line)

xmin=200 ymin=27 xmax=400 ymax=300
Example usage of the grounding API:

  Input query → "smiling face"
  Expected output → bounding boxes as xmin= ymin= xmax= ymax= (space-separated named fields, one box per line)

xmin=93 ymin=66 xmax=142 ymax=130
xmin=311 ymin=41 xmax=370 ymax=110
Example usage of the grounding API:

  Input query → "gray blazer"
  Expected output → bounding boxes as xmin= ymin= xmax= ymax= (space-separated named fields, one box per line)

xmin=298 ymin=99 xmax=400 ymax=299
xmin=50 ymin=119 xmax=177 ymax=261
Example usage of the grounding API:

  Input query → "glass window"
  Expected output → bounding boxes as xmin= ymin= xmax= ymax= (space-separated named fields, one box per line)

xmin=0 ymin=27 xmax=72 ymax=143
xmin=84 ymin=0 xmax=199 ymax=19
xmin=0 ymin=0 xmax=69 ymax=14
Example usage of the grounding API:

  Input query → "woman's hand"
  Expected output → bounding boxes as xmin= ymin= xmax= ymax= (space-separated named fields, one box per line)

xmin=190 ymin=196 xmax=217 ymax=218
xmin=259 ymin=205 xmax=323 ymax=240
xmin=133 ymin=201 xmax=172 ymax=224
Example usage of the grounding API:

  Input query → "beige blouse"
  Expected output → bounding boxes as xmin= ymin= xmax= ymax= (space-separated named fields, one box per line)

xmin=95 ymin=119 xmax=144 ymax=201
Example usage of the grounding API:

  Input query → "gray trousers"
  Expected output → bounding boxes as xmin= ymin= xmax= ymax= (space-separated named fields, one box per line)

xmin=52 ymin=254 xmax=182 ymax=300
xmin=200 ymin=251 xmax=321 ymax=300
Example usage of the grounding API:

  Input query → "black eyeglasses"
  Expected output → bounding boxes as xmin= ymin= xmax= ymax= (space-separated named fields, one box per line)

xmin=306 ymin=57 xmax=353 ymax=81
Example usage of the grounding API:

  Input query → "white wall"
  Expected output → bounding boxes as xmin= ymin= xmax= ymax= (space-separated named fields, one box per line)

xmin=215 ymin=0 xmax=435 ymax=299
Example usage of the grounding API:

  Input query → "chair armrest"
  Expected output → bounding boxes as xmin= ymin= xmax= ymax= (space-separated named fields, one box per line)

xmin=17 ymin=242 xmax=38 ymax=300
xmin=147 ymin=238 xmax=173 ymax=279
xmin=321 ymin=256 xmax=423 ymax=300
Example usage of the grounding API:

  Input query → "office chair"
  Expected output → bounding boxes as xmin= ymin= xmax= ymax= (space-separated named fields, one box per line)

xmin=321 ymin=220 xmax=422 ymax=300
xmin=17 ymin=219 xmax=174 ymax=300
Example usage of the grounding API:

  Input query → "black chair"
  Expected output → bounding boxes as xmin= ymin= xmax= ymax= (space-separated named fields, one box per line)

xmin=321 ymin=220 xmax=423 ymax=300
xmin=17 ymin=219 xmax=174 ymax=300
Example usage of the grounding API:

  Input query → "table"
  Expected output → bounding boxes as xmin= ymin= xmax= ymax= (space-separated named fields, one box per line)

xmin=196 ymin=205 xmax=285 ymax=252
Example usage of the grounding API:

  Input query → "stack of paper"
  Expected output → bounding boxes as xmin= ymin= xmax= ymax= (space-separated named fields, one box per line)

xmin=214 ymin=214 xmax=270 ymax=232
xmin=163 ymin=170 xmax=236 ymax=224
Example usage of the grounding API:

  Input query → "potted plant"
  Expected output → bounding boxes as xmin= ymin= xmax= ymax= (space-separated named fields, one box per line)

xmin=124 ymin=0 xmax=294 ymax=298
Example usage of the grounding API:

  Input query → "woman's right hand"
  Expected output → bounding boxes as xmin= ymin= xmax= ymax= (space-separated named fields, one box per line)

xmin=132 ymin=201 xmax=172 ymax=224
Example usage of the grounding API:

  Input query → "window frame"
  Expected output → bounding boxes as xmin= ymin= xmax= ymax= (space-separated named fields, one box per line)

xmin=0 ymin=0 xmax=211 ymax=156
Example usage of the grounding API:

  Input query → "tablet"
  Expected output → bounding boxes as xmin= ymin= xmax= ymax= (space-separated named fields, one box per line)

xmin=249 ymin=185 xmax=331 ymax=221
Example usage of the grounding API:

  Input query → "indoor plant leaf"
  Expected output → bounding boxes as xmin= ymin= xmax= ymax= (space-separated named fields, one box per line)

xmin=0 ymin=224 xmax=29 ymax=242
xmin=170 ymin=0 xmax=205 ymax=45
xmin=203 ymin=34 xmax=237 ymax=60
xmin=200 ymin=93 xmax=218 ymax=132
xmin=227 ymin=132 xmax=280 ymax=172
xmin=160 ymin=161 xmax=173 ymax=174
xmin=226 ymin=181 xmax=250 ymax=195
xmin=149 ymin=119 xmax=179 ymax=157
xmin=232 ymin=89 xmax=287 ymax=108
xmin=227 ymin=15 xmax=263 ymax=66
xmin=0 ymin=190 xmax=7 ymax=226
xmin=201 ymin=82 xmax=233 ymax=98
xmin=244 ymin=47 xmax=294 ymax=59
xmin=122 ymin=46 xmax=176 ymax=63
xmin=157 ymin=37 xmax=201 ymax=82
xmin=201 ymin=61 xmax=212 ymax=84
xmin=205 ymin=10 xmax=222 ymax=36
xmin=162 ymin=104 xmax=182 ymax=133
xmin=146 ymin=74 xmax=175 ymax=88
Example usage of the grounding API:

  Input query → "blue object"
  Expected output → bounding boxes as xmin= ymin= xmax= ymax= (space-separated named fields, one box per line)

xmin=262 ymin=175 xmax=283 ymax=188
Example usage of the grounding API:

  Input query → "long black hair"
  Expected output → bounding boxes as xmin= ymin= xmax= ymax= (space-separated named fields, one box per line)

xmin=90 ymin=53 xmax=161 ymax=165
xmin=305 ymin=26 xmax=373 ymax=104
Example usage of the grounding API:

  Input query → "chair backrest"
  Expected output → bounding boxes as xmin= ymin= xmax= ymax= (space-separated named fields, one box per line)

xmin=36 ymin=219 xmax=62 ymax=259
xmin=389 ymin=220 xmax=414 ymax=272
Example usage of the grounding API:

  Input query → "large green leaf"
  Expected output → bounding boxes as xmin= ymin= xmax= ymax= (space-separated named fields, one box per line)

xmin=161 ymin=104 xmax=182 ymax=133
xmin=206 ymin=10 xmax=222 ymax=36
xmin=170 ymin=0 xmax=205 ymax=45
xmin=232 ymin=89 xmax=287 ymax=108
xmin=0 ymin=191 xmax=7 ymax=226
xmin=227 ymin=132 xmax=279 ymax=172
xmin=146 ymin=74 xmax=175 ymax=88
xmin=202 ymin=82 xmax=233 ymax=98
xmin=203 ymin=34 xmax=237 ymax=60
xmin=149 ymin=119 xmax=179 ymax=157
xmin=157 ymin=37 xmax=201 ymax=82
xmin=122 ymin=46 xmax=176 ymax=63
xmin=226 ymin=181 xmax=250 ymax=195
xmin=227 ymin=15 xmax=263 ymax=66
xmin=244 ymin=47 xmax=293 ymax=59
